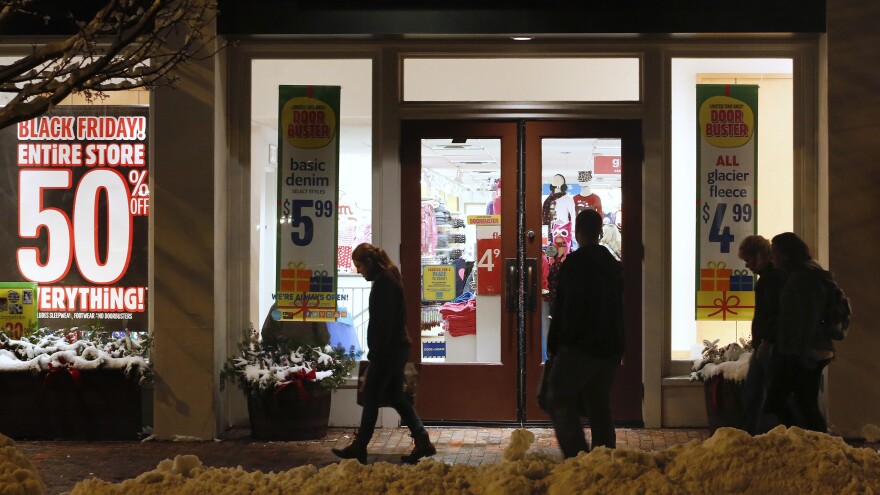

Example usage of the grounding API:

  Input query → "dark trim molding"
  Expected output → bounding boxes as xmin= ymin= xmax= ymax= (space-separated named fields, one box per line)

xmin=217 ymin=1 xmax=825 ymax=36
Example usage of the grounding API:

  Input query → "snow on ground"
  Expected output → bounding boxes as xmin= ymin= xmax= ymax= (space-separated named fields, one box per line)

xmin=0 ymin=434 xmax=44 ymax=495
xmin=53 ymin=427 xmax=879 ymax=495
xmin=2 ymin=427 xmax=879 ymax=494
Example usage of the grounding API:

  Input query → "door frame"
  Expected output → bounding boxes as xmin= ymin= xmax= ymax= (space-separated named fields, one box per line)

xmin=401 ymin=120 xmax=520 ymax=422
xmin=401 ymin=119 xmax=643 ymax=424
xmin=522 ymin=120 xmax=644 ymax=424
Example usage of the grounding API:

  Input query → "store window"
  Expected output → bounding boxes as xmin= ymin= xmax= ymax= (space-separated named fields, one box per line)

xmin=670 ymin=58 xmax=794 ymax=360
xmin=250 ymin=59 xmax=372 ymax=353
xmin=403 ymin=58 xmax=640 ymax=102
xmin=418 ymin=139 xmax=500 ymax=363
xmin=539 ymin=139 xmax=622 ymax=361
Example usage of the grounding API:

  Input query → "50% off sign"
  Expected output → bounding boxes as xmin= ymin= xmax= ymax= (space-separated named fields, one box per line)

xmin=128 ymin=170 xmax=150 ymax=216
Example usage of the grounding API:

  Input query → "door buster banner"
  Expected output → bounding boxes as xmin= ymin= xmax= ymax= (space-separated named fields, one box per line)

xmin=0 ymin=106 xmax=149 ymax=336
xmin=276 ymin=86 xmax=342 ymax=322
xmin=696 ymin=84 xmax=758 ymax=321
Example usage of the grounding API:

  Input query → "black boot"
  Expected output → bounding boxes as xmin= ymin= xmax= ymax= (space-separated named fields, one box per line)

xmin=400 ymin=430 xmax=436 ymax=464
xmin=332 ymin=434 xmax=368 ymax=464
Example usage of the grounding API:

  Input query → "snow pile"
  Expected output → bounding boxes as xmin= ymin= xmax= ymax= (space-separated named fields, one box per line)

xmin=0 ymin=330 xmax=150 ymax=381
xmin=863 ymin=424 xmax=880 ymax=443
xmin=66 ymin=426 xmax=880 ymax=495
xmin=0 ymin=433 xmax=44 ymax=495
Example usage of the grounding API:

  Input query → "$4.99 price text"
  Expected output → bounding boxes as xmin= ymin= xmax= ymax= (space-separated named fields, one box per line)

xmin=701 ymin=201 xmax=753 ymax=254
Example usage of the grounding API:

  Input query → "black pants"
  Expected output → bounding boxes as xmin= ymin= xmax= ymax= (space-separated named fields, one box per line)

xmin=358 ymin=349 xmax=424 ymax=442
xmin=546 ymin=346 xmax=619 ymax=458
xmin=763 ymin=353 xmax=830 ymax=433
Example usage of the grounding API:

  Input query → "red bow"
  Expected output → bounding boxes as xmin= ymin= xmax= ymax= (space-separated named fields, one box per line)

xmin=43 ymin=364 xmax=82 ymax=389
xmin=697 ymin=292 xmax=755 ymax=321
xmin=274 ymin=368 xmax=317 ymax=402
xmin=287 ymin=297 xmax=323 ymax=321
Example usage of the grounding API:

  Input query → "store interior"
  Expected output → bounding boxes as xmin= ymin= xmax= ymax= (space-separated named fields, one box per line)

xmin=418 ymin=137 xmax=623 ymax=363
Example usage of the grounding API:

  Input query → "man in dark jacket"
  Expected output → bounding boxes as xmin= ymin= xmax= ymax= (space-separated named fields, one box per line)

xmin=545 ymin=208 xmax=624 ymax=458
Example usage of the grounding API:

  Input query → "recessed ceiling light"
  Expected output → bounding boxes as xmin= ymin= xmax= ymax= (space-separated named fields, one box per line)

xmin=511 ymin=37 xmax=532 ymax=41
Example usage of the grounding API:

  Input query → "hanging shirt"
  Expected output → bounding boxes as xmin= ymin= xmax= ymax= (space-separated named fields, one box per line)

xmin=421 ymin=203 xmax=437 ymax=256
xmin=542 ymin=192 xmax=565 ymax=225
xmin=553 ymin=194 xmax=577 ymax=228
xmin=573 ymin=193 xmax=604 ymax=217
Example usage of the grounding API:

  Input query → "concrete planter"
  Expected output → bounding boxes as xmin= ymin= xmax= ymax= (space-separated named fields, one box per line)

xmin=0 ymin=369 xmax=144 ymax=440
xmin=247 ymin=382 xmax=332 ymax=440
xmin=703 ymin=374 xmax=743 ymax=434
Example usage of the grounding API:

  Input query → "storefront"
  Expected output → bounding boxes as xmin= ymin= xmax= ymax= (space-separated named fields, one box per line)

xmin=15 ymin=1 xmax=878 ymax=441
xmin=215 ymin=2 xmax=824 ymax=432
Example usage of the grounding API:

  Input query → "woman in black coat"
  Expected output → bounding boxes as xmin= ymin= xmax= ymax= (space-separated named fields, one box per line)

xmin=331 ymin=243 xmax=436 ymax=464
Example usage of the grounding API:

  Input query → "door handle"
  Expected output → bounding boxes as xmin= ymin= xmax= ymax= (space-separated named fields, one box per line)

xmin=504 ymin=258 xmax=538 ymax=312
xmin=505 ymin=258 xmax=518 ymax=312
xmin=525 ymin=258 xmax=538 ymax=312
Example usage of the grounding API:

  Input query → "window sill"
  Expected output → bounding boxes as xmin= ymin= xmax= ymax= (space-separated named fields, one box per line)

xmin=661 ymin=375 xmax=700 ymax=388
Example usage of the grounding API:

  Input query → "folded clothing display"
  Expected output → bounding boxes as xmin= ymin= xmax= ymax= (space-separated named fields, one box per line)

xmin=439 ymin=297 xmax=476 ymax=337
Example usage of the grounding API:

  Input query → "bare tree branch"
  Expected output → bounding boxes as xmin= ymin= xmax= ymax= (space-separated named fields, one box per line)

xmin=0 ymin=0 xmax=218 ymax=130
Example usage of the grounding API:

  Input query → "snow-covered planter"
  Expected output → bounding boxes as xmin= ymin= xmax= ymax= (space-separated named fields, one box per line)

xmin=690 ymin=338 xmax=752 ymax=384
xmin=691 ymin=339 xmax=753 ymax=433
xmin=0 ymin=328 xmax=151 ymax=382
xmin=221 ymin=324 xmax=358 ymax=440
xmin=0 ymin=328 xmax=151 ymax=440
xmin=221 ymin=324 xmax=358 ymax=395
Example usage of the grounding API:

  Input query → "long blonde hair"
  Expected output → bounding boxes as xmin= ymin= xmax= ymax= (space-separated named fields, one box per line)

xmin=352 ymin=243 xmax=402 ymax=280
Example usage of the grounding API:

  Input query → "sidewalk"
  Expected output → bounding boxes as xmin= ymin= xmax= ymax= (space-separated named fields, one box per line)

xmin=16 ymin=426 xmax=711 ymax=495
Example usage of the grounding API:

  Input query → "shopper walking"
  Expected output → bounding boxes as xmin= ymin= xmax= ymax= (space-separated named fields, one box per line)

xmin=544 ymin=209 xmax=625 ymax=458
xmin=331 ymin=243 xmax=436 ymax=464
xmin=766 ymin=232 xmax=835 ymax=433
xmin=736 ymin=235 xmax=786 ymax=434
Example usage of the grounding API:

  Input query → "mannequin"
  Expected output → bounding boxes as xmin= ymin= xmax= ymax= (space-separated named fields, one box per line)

xmin=573 ymin=170 xmax=604 ymax=218
xmin=542 ymin=174 xmax=576 ymax=227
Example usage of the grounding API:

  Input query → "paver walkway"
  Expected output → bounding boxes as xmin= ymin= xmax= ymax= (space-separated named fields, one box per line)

xmin=16 ymin=426 xmax=710 ymax=494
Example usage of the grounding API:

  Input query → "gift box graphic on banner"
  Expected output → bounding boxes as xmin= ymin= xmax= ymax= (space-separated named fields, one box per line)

xmin=309 ymin=270 xmax=334 ymax=292
xmin=697 ymin=291 xmax=755 ymax=321
xmin=700 ymin=261 xmax=732 ymax=292
xmin=280 ymin=262 xmax=312 ymax=292
xmin=288 ymin=296 xmax=324 ymax=321
xmin=729 ymin=269 xmax=754 ymax=291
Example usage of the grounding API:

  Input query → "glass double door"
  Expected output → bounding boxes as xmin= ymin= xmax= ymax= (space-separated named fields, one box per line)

xmin=401 ymin=120 xmax=642 ymax=424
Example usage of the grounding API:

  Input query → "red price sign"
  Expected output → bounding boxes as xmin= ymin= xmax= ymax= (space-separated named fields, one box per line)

xmin=594 ymin=155 xmax=622 ymax=175
xmin=476 ymin=237 xmax=501 ymax=295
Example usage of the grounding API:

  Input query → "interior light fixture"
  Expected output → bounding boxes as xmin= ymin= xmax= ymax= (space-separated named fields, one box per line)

xmin=429 ymin=144 xmax=485 ymax=151
xmin=449 ymin=159 xmax=497 ymax=165
xmin=511 ymin=36 xmax=533 ymax=41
